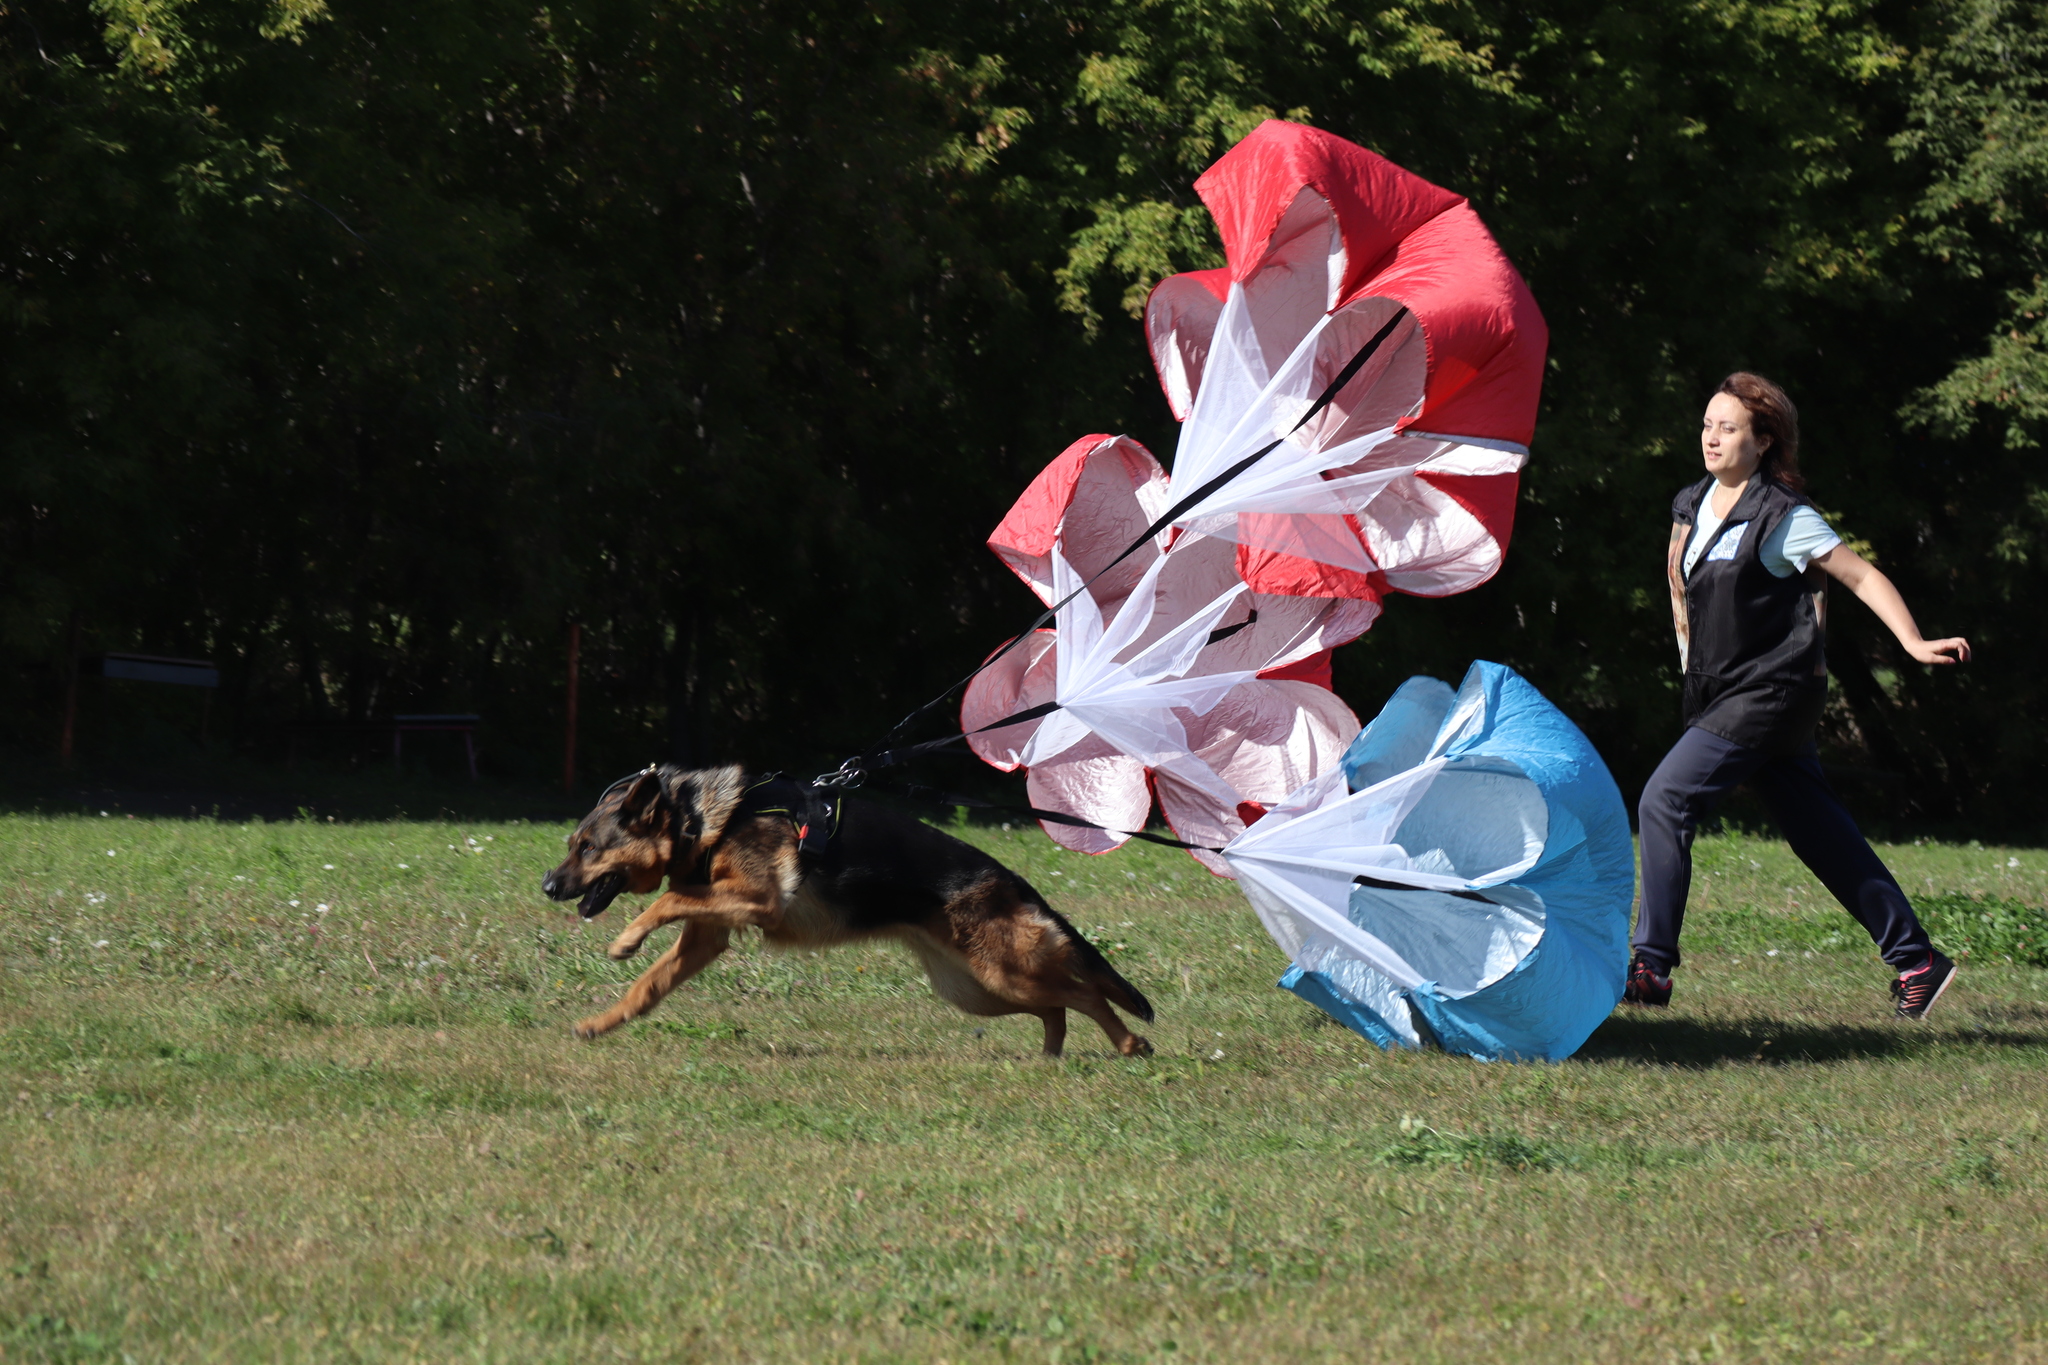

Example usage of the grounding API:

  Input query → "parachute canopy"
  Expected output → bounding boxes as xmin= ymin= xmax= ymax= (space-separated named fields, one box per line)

xmin=965 ymin=434 xmax=1367 ymax=869
xmin=1144 ymin=120 xmax=1547 ymax=602
xmin=960 ymin=123 xmax=1549 ymax=875
xmin=1225 ymin=662 xmax=1634 ymax=1061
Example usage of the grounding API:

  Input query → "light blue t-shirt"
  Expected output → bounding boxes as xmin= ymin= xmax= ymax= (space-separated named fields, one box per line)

xmin=1683 ymin=496 xmax=1841 ymax=581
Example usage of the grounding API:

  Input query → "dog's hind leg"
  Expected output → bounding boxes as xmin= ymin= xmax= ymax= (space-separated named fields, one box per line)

xmin=574 ymin=921 xmax=731 ymax=1040
xmin=1074 ymin=998 xmax=1155 ymax=1058
xmin=1038 ymin=1009 xmax=1067 ymax=1059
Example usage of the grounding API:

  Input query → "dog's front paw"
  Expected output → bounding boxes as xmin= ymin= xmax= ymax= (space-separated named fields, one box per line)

xmin=572 ymin=1015 xmax=617 ymax=1040
xmin=606 ymin=934 xmax=644 ymax=962
xmin=1123 ymin=1035 xmax=1155 ymax=1058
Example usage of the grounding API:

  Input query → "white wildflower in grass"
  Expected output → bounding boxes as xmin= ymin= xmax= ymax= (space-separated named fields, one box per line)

xmin=234 ymin=875 xmax=247 ymax=881
xmin=1210 ymin=1049 xmax=1226 ymax=1060
xmin=85 ymin=892 xmax=107 ymax=906
xmin=2009 ymin=857 xmax=2022 ymax=868
xmin=1767 ymin=949 xmax=1780 ymax=957
xmin=323 ymin=864 xmax=336 ymax=870
xmin=100 ymin=810 xmax=109 ymax=817
xmin=105 ymin=850 xmax=116 ymax=857
xmin=398 ymin=863 xmax=409 ymax=869
xmin=47 ymin=935 xmax=59 ymax=944
xmin=93 ymin=940 xmax=109 ymax=949
xmin=314 ymin=904 xmax=329 ymax=914
xmin=288 ymin=900 xmax=301 ymax=907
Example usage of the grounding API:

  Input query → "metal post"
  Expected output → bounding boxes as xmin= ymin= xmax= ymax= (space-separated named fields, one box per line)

xmin=564 ymin=622 xmax=581 ymax=794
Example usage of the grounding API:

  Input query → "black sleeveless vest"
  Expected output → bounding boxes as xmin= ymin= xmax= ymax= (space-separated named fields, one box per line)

xmin=1673 ymin=475 xmax=1829 ymax=753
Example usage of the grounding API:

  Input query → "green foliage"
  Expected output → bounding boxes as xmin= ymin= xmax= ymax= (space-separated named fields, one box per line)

xmin=1917 ymin=892 xmax=2048 ymax=967
xmin=1 ymin=0 xmax=2042 ymax=827
xmin=1375 ymin=1114 xmax=1563 ymax=1171
xmin=1897 ymin=0 xmax=2048 ymax=446
xmin=1938 ymin=1138 xmax=2002 ymax=1189
xmin=0 ymin=1312 xmax=116 ymax=1364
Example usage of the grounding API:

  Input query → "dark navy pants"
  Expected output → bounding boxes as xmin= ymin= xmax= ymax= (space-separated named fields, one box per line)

xmin=1633 ymin=726 xmax=1930 ymax=972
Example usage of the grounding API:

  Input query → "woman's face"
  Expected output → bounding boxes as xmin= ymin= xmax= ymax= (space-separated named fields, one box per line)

xmin=1701 ymin=393 xmax=1769 ymax=483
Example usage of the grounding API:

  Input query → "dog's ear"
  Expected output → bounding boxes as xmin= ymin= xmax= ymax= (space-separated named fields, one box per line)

xmin=619 ymin=770 xmax=666 ymax=832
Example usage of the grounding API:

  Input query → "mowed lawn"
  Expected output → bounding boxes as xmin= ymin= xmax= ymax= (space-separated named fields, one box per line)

xmin=2 ymin=810 xmax=2045 ymax=1364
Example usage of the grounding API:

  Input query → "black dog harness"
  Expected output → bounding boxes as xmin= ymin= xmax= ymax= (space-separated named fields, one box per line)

xmin=731 ymin=774 xmax=840 ymax=860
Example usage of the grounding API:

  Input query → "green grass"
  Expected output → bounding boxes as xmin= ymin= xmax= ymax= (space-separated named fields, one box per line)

xmin=2 ymin=811 xmax=2046 ymax=1362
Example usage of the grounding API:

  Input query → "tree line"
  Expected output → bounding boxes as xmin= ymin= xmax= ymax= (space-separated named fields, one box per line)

xmin=3 ymin=0 xmax=2043 ymax=827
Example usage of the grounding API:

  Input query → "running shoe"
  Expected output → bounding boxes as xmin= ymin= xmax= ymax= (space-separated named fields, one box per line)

xmin=1891 ymin=951 xmax=1957 ymax=1020
xmin=1623 ymin=956 xmax=1673 ymax=1007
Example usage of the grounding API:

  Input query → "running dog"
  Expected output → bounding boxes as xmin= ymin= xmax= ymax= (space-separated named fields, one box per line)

xmin=539 ymin=765 xmax=1155 ymax=1057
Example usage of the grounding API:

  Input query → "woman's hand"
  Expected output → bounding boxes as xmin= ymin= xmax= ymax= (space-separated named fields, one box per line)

xmin=1815 ymin=546 xmax=1971 ymax=666
xmin=1905 ymin=637 xmax=1971 ymax=665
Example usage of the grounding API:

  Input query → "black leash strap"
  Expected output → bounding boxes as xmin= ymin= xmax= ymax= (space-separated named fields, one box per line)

xmin=813 ymin=698 xmax=1063 ymax=789
xmin=829 ymin=607 xmax=1263 ymax=787
xmin=857 ymin=306 xmax=1411 ymax=766
xmin=862 ymin=776 xmax=1229 ymax=854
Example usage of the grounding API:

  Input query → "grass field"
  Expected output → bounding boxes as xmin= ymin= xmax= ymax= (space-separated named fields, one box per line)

xmin=2 ymin=808 xmax=2045 ymax=1363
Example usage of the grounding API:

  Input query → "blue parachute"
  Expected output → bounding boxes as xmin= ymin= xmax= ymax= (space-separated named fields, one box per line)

xmin=1224 ymin=661 xmax=1635 ymax=1061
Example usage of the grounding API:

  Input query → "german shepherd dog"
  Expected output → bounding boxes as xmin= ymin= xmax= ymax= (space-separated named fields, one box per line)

xmin=540 ymin=765 xmax=1155 ymax=1057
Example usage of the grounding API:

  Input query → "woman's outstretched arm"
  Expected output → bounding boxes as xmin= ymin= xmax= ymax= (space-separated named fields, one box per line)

xmin=1814 ymin=546 xmax=1972 ymax=664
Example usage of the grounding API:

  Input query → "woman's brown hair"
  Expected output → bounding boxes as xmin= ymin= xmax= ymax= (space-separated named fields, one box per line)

xmin=1715 ymin=371 xmax=1803 ymax=491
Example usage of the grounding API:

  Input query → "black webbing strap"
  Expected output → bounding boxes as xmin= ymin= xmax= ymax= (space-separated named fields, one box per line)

xmin=819 ymin=698 xmax=1063 ymax=785
xmin=1204 ymin=608 xmax=1258 ymax=646
xmin=1354 ymin=874 xmax=1496 ymax=905
xmin=860 ymin=776 xmax=1229 ymax=853
xmin=838 ymin=608 xmax=1265 ymax=782
xmin=853 ymin=306 xmax=1411 ymax=770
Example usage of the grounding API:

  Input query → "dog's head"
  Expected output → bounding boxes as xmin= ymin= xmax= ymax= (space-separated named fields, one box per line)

xmin=541 ymin=769 xmax=679 ymax=919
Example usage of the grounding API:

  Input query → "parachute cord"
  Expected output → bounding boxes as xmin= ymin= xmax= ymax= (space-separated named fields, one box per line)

xmin=853 ymin=306 xmax=1412 ymax=770
xmin=848 ymin=775 xmax=1230 ymax=853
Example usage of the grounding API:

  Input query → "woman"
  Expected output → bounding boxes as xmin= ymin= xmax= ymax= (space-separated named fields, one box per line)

xmin=1627 ymin=373 xmax=1971 ymax=1017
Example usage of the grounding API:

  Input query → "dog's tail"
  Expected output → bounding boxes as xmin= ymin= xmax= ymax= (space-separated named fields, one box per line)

xmin=1019 ymin=877 xmax=1157 ymax=1024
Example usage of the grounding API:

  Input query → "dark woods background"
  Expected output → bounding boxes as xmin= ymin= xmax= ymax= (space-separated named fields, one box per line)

xmin=4 ymin=0 xmax=2044 ymax=828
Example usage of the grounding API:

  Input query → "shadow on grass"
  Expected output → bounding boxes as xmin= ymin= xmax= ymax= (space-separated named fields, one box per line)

xmin=1576 ymin=1011 xmax=2048 ymax=1068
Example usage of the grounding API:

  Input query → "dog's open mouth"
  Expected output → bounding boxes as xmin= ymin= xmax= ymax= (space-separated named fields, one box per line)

xmin=577 ymin=871 xmax=628 ymax=919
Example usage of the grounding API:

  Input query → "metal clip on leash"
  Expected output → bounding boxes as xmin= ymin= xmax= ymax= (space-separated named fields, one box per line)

xmin=809 ymin=757 xmax=867 ymax=793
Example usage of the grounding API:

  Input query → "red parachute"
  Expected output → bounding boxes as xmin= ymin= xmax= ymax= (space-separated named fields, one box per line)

xmin=1144 ymin=119 xmax=1546 ymax=603
xmin=963 ymin=434 xmax=1371 ymax=871
xmin=963 ymin=122 xmax=1548 ymax=868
